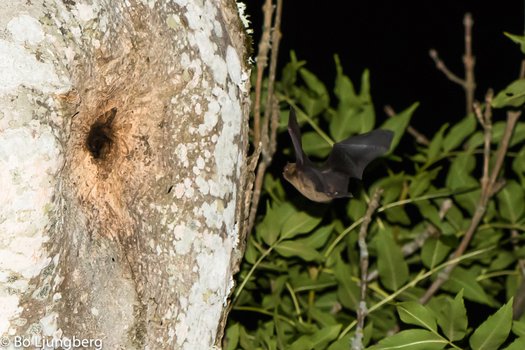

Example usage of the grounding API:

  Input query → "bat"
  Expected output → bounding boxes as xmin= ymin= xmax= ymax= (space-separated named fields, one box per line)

xmin=283 ymin=108 xmax=394 ymax=202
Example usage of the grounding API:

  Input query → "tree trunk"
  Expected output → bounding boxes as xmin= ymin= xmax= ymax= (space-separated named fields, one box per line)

xmin=0 ymin=1 xmax=250 ymax=349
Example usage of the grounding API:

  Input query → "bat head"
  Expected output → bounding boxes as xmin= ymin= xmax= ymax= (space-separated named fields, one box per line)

xmin=283 ymin=163 xmax=334 ymax=203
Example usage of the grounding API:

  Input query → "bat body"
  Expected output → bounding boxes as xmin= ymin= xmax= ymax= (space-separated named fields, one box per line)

xmin=283 ymin=109 xmax=393 ymax=202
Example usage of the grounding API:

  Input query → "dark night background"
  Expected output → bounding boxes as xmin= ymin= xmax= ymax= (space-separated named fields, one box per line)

xmin=245 ymin=1 xmax=524 ymax=134
xmin=234 ymin=1 xmax=525 ymax=331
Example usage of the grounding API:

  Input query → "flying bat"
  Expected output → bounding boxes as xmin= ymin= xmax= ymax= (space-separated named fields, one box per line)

xmin=283 ymin=108 xmax=394 ymax=202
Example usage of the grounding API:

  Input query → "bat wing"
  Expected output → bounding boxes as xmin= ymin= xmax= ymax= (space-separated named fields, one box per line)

xmin=326 ymin=129 xmax=393 ymax=179
xmin=288 ymin=108 xmax=308 ymax=166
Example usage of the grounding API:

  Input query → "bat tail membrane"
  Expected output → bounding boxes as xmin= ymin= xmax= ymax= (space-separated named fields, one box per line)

xmin=327 ymin=129 xmax=394 ymax=179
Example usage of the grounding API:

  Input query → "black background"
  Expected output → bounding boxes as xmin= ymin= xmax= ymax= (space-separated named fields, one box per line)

xmin=245 ymin=1 xmax=524 ymax=134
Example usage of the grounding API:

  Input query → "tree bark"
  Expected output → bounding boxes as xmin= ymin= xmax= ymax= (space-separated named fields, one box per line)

xmin=0 ymin=1 xmax=250 ymax=349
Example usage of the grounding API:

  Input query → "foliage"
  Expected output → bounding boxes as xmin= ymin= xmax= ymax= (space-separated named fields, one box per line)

xmin=226 ymin=36 xmax=525 ymax=349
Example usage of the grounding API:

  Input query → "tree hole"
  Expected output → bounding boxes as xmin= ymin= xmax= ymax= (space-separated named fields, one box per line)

xmin=86 ymin=108 xmax=117 ymax=160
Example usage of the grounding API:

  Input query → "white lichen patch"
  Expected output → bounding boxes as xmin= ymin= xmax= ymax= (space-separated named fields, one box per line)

xmin=0 ymin=40 xmax=63 ymax=93
xmin=177 ymin=1 xmax=230 ymax=86
xmin=0 ymin=125 xmax=60 ymax=273
xmin=212 ymin=84 xmax=242 ymax=180
xmin=174 ymin=233 xmax=233 ymax=349
xmin=195 ymin=176 xmax=210 ymax=195
xmin=40 ymin=312 xmax=58 ymax=336
xmin=7 ymin=15 xmax=44 ymax=45
xmin=173 ymin=225 xmax=194 ymax=255
xmin=235 ymin=1 xmax=252 ymax=32
xmin=198 ymin=100 xmax=219 ymax=136
xmin=74 ymin=2 xmax=98 ymax=22
xmin=0 ymin=109 xmax=62 ymax=334
xmin=175 ymin=144 xmax=189 ymax=167
xmin=226 ymin=46 xmax=241 ymax=86
xmin=199 ymin=200 xmax=226 ymax=229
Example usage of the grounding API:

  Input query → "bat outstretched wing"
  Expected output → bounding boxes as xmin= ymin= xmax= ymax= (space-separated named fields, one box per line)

xmin=326 ymin=129 xmax=393 ymax=179
xmin=288 ymin=108 xmax=307 ymax=166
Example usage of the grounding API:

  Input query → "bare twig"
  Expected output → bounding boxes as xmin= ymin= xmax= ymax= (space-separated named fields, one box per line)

xmin=510 ymin=60 xmax=525 ymax=320
xmin=520 ymin=60 xmax=525 ymax=79
xmin=384 ymin=105 xmax=430 ymax=146
xmin=473 ymin=89 xmax=493 ymax=193
xmin=246 ymin=0 xmax=283 ymax=235
xmin=429 ymin=49 xmax=465 ymax=86
xmin=252 ymin=0 xmax=273 ymax=148
xmin=429 ymin=13 xmax=476 ymax=115
xmin=463 ymin=14 xmax=476 ymax=114
xmin=420 ymin=99 xmax=521 ymax=304
xmin=512 ymin=229 xmax=525 ymax=319
xmin=352 ymin=188 xmax=383 ymax=350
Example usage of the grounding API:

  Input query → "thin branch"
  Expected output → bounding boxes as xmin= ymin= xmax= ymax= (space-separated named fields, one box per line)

xmin=429 ymin=49 xmax=465 ymax=87
xmin=252 ymin=0 xmax=273 ymax=148
xmin=512 ymin=229 xmax=525 ymax=319
xmin=463 ymin=13 xmax=476 ymax=114
xmin=473 ymin=89 xmax=493 ymax=193
xmin=245 ymin=0 xmax=283 ymax=236
xmin=352 ymin=188 xmax=383 ymax=350
xmin=420 ymin=106 xmax=521 ymax=304
xmin=384 ymin=105 xmax=430 ymax=146
xmin=429 ymin=13 xmax=476 ymax=115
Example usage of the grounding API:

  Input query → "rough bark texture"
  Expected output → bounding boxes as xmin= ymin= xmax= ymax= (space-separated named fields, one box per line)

xmin=0 ymin=1 xmax=250 ymax=349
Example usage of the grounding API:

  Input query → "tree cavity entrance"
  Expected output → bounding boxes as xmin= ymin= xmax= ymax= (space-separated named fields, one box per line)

xmin=86 ymin=108 xmax=117 ymax=160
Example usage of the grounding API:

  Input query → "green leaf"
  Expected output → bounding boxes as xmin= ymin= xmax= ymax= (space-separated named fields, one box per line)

xmin=239 ymin=324 xmax=256 ymax=349
xmin=442 ymin=267 xmax=492 ymax=306
xmin=513 ymin=148 xmax=525 ymax=184
xmin=225 ymin=323 xmax=240 ymax=350
xmin=334 ymin=54 xmax=358 ymax=108
xmin=380 ymin=102 xmax=419 ymax=153
xmin=281 ymin=211 xmax=322 ymax=240
xmin=274 ymin=240 xmax=322 ymax=261
xmin=504 ymin=337 xmax=525 ymax=350
xmin=512 ymin=320 xmax=525 ymax=337
xmin=375 ymin=226 xmax=409 ymax=291
xmin=492 ymin=79 xmax=525 ymax=108
xmin=297 ymin=225 xmax=334 ymax=249
xmin=446 ymin=153 xmax=479 ymax=214
xmin=504 ymin=32 xmax=525 ymax=54
xmin=426 ymin=124 xmax=448 ymax=165
xmin=397 ymin=301 xmax=437 ymax=332
xmin=489 ymin=251 xmax=516 ymax=271
xmin=372 ymin=173 xmax=407 ymax=203
xmin=421 ymin=237 xmax=451 ymax=269
xmin=298 ymin=68 xmax=330 ymax=116
xmin=289 ymin=325 xmax=341 ymax=350
xmin=327 ymin=334 xmax=352 ymax=350
xmin=334 ymin=257 xmax=360 ymax=310
xmin=257 ymin=202 xmax=296 ymax=245
xmin=347 ymin=199 xmax=366 ymax=221
xmin=436 ymin=291 xmax=468 ymax=341
xmin=264 ymin=173 xmax=286 ymax=203
xmin=469 ymin=299 xmax=513 ymax=350
xmin=281 ymin=51 xmax=306 ymax=91
xmin=244 ymin=236 xmax=258 ymax=264
xmin=443 ymin=113 xmax=477 ymax=152
xmin=497 ymin=180 xmax=525 ymax=223
xmin=332 ymin=56 xmax=375 ymax=137
xmin=308 ymin=307 xmax=338 ymax=327
xmin=367 ymin=329 xmax=447 ymax=350
xmin=409 ymin=167 xmax=441 ymax=198
xmin=384 ymin=206 xmax=411 ymax=225
xmin=302 ymin=131 xmax=331 ymax=158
